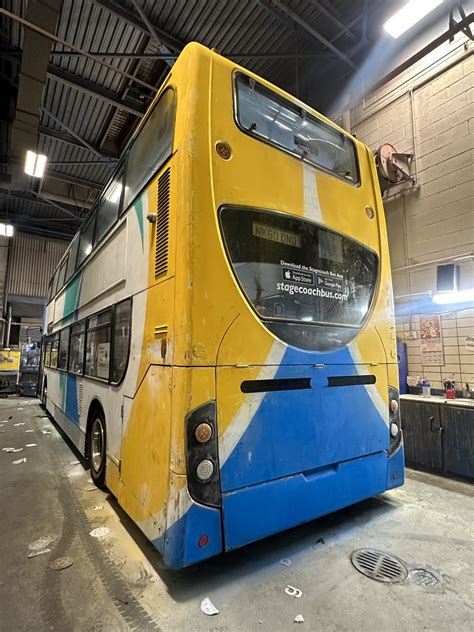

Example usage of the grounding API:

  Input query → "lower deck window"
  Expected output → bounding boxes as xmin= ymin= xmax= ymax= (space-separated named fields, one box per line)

xmin=85 ymin=310 xmax=112 ymax=380
xmin=58 ymin=328 xmax=70 ymax=370
xmin=69 ymin=323 xmax=85 ymax=375
xmin=50 ymin=334 xmax=59 ymax=369
xmin=112 ymin=299 xmax=131 ymax=383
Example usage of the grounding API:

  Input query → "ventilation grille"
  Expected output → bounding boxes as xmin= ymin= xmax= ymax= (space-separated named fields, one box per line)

xmin=77 ymin=383 xmax=83 ymax=417
xmin=155 ymin=168 xmax=171 ymax=278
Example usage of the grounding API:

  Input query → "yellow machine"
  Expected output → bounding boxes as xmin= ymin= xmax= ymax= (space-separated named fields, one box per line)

xmin=0 ymin=348 xmax=21 ymax=395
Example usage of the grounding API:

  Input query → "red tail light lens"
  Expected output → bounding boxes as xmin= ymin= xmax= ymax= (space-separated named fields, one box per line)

xmin=195 ymin=422 xmax=212 ymax=443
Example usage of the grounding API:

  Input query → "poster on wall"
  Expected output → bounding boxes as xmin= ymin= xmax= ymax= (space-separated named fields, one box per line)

xmin=420 ymin=315 xmax=444 ymax=366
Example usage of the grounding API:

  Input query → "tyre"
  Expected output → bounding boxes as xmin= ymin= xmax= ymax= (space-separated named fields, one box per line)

xmin=89 ymin=408 xmax=107 ymax=489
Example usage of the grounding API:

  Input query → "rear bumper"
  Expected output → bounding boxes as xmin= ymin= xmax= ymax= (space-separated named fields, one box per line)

xmin=386 ymin=435 xmax=405 ymax=489
xmin=222 ymin=449 xmax=396 ymax=551
xmin=157 ymin=445 xmax=405 ymax=568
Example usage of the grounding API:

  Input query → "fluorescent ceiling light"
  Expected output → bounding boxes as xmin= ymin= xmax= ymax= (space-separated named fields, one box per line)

xmin=0 ymin=223 xmax=14 ymax=237
xmin=383 ymin=0 xmax=444 ymax=38
xmin=433 ymin=289 xmax=474 ymax=305
xmin=24 ymin=150 xmax=47 ymax=178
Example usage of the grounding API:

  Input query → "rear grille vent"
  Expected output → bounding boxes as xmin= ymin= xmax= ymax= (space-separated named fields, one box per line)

xmin=155 ymin=168 xmax=171 ymax=278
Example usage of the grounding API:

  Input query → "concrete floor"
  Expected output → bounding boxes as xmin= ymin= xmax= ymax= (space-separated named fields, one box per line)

xmin=0 ymin=397 xmax=473 ymax=632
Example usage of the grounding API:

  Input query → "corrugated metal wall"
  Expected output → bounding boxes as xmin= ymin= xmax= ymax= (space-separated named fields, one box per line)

xmin=6 ymin=232 xmax=67 ymax=298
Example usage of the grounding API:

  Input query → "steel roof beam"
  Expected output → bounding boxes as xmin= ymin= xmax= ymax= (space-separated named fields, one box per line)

xmin=47 ymin=50 xmax=327 ymax=60
xmin=262 ymin=0 xmax=357 ymax=70
xmin=46 ymin=65 xmax=145 ymax=117
xmin=7 ymin=0 xmax=62 ymax=192
xmin=41 ymin=108 xmax=109 ymax=159
xmin=0 ymin=8 xmax=158 ymax=92
xmin=47 ymin=159 xmax=116 ymax=166
xmin=306 ymin=0 xmax=357 ymax=40
xmin=90 ymin=0 xmax=184 ymax=53
xmin=44 ymin=171 xmax=103 ymax=191
xmin=38 ymin=125 xmax=117 ymax=159
xmin=129 ymin=0 xmax=175 ymax=68
xmin=0 ymin=189 xmax=83 ymax=218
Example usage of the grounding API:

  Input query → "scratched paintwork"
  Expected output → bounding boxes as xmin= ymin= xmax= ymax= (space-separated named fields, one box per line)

xmin=42 ymin=43 xmax=403 ymax=569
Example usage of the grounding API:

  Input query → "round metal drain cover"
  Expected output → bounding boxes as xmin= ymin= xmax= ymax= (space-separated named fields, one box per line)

xmin=49 ymin=557 xmax=74 ymax=571
xmin=351 ymin=549 xmax=408 ymax=583
xmin=28 ymin=534 xmax=57 ymax=551
xmin=409 ymin=568 xmax=439 ymax=587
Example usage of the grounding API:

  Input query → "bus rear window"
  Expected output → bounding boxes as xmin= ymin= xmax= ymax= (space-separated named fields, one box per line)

xmin=220 ymin=207 xmax=377 ymax=332
xmin=235 ymin=73 xmax=359 ymax=184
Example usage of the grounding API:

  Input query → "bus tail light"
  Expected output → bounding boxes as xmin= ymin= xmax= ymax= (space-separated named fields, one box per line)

xmin=388 ymin=386 xmax=401 ymax=454
xmin=195 ymin=422 xmax=213 ymax=443
xmin=186 ymin=402 xmax=221 ymax=507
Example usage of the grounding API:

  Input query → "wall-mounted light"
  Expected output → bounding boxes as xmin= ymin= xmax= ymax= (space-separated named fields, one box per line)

xmin=383 ymin=0 xmax=444 ymax=39
xmin=0 ymin=223 xmax=14 ymax=237
xmin=24 ymin=150 xmax=47 ymax=178
xmin=433 ymin=289 xmax=474 ymax=305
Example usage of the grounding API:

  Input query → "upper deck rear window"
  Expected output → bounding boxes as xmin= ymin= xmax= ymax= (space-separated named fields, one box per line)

xmin=235 ymin=73 xmax=359 ymax=184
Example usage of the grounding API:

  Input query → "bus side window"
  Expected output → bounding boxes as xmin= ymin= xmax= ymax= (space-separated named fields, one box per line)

xmin=56 ymin=255 xmax=68 ymax=294
xmin=58 ymin=327 xmax=70 ymax=370
xmin=77 ymin=211 xmax=96 ymax=267
xmin=51 ymin=268 xmax=60 ymax=299
xmin=95 ymin=171 xmax=123 ymax=244
xmin=44 ymin=337 xmax=52 ymax=367
xmin=112 ymin=299 xmax=131 ymax=383
xmin=69 ymin=322 xmax=85 ymax=375
xmin=85 ymin=310 xmax=112 ymax=380
xmin=65 ymin=235 xmax=80 ymax=282
xmin=123 ymin=88 xmax=176 ymax=210
xmin=50 ymin=333 xmax=59 ymax=369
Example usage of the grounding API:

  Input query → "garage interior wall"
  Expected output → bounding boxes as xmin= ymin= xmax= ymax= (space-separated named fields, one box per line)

xmin=1 ymin=232 xmax=67 ymax=344
xmin=350 ymin=37 xmax=473 ymax=391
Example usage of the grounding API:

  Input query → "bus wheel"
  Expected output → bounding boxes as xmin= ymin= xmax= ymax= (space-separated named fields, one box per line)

xmin=89 ymin=409 xmax=107 ymax=489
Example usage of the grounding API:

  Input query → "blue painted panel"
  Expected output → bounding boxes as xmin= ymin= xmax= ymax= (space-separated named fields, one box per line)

xmin=221 ymin=346 xmax=388 ymax=492
xmin=386 ymin=440 xmax=405 ymax=489
xmin=160 ymin=501 xmax=223 ymax=569
xmin=222 ymin=450 xmax=387 ymax=551
xmin=65 ymin=373 xmax=80 ymax=424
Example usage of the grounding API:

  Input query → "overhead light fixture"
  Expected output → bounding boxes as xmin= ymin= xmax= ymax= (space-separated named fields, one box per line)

xmin=24 ymin=150 xmax=47 ymax=178
xmin=433 ymin=289 xmax=474 ymax=305
xmin=383 ymin=0 xmax=444 ymax=39
xmin=0 ymin=223 xmax=14 ymax=237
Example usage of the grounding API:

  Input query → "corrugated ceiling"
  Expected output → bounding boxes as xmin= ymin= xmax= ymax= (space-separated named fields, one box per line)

xmin=1 ymin=0 xmax=388 ymax=239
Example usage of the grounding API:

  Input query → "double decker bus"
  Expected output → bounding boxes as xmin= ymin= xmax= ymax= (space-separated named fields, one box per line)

xmin=41 ymin=43 xmax=404 ymax=569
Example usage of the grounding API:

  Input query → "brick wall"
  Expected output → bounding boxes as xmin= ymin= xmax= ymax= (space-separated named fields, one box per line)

xmin=348 ymin=35 xmax=474 ymax=391
xmin=396 ymin=309 xmax=474 ymax=390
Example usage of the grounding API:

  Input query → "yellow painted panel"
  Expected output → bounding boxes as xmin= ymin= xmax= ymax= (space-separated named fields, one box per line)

xmin=0 ymin=350 xmax=20 ymax=371
xmin=120 ymin=365 xmax=172 ymax=528
xmin=170 ymin=367 xmax=215 ymax=475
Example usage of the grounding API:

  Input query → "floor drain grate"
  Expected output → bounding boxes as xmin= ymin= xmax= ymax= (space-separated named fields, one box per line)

xmin=409 ymin=568 xmax=439 ymax=587
xmin=351 ymin=549 xmax=408 ymax=583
